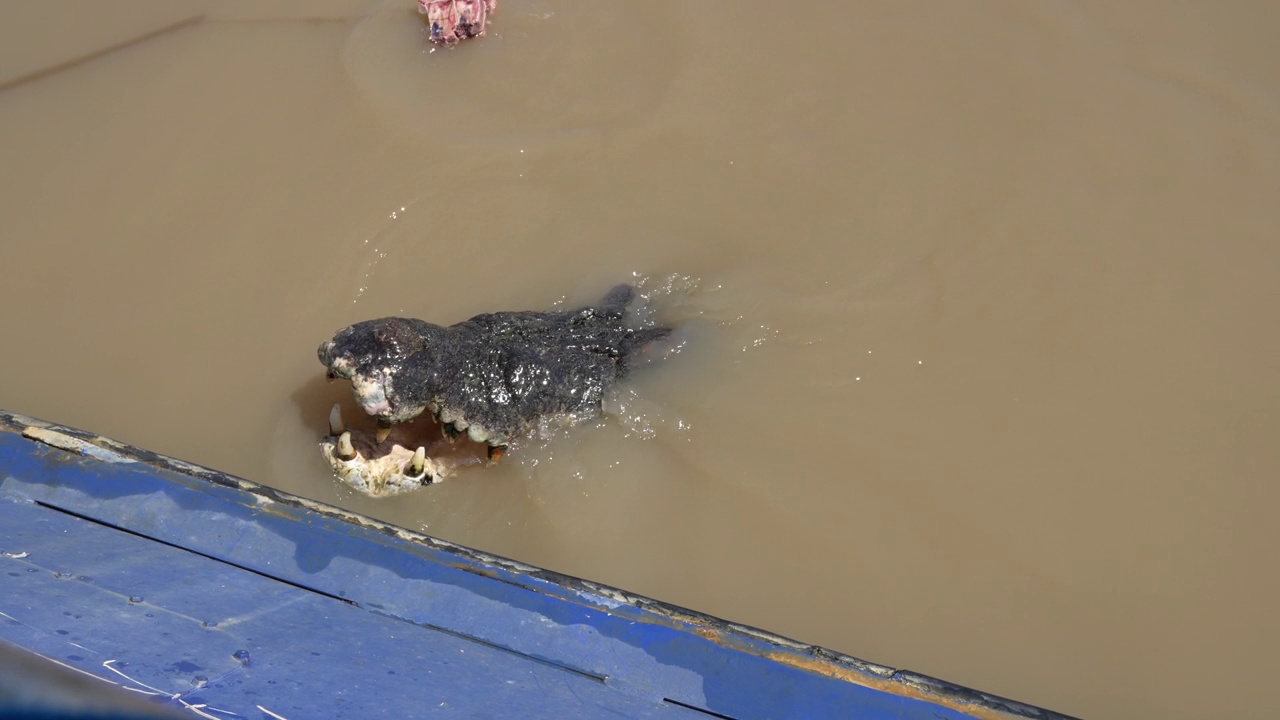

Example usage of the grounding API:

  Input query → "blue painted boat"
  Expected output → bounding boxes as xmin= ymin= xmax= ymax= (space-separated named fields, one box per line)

xmin=0 ymin=411 xmax=1075 ymax=720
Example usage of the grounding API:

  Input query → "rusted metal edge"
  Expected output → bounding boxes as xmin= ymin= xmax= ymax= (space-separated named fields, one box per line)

xmin=0 ymin=410 xmax=1077 ymax=720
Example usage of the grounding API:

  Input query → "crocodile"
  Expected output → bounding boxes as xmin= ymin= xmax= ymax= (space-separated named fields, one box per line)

xmin=317 ymin=284 xmax=671 ymax=496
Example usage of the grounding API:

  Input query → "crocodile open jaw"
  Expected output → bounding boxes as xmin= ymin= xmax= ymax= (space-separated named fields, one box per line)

xmin=319 ymin=403 xmax=495 ymax=497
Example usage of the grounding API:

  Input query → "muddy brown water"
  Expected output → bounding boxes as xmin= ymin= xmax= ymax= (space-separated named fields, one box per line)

xmin=2 ymin=2 xmax=1279 ymax=718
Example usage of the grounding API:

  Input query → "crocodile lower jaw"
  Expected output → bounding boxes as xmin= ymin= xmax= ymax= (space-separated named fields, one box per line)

xmin=319 ymin=404 xmax=490 ymax=497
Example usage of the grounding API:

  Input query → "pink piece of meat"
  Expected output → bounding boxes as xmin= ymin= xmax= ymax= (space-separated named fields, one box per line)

xmin=418 ymin=0 xmax=496 ymax=44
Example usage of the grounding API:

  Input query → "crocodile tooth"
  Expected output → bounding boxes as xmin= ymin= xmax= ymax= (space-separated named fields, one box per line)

xmin=453 ymin=416 xmax=469 ymax=431
xmin=467 ymin=423 xmax=489 ymax=443
xmin=407 ymin=446 xmax=427 ymax=478
xmin=335 ymin=432 xmax=357 ymax=461
xmin=328 ymin=404 xmax=345 ymax=436
xmin=376 ymin=419 xmax=392 ymax=444
xmin=440 ymin=407 xmax=457 ymax=424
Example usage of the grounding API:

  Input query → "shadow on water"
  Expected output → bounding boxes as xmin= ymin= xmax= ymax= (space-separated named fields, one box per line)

xmin=290 ymin=372 xmax=353 ymax=441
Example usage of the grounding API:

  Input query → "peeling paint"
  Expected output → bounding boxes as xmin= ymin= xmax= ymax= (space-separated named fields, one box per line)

xmin=573 ymin=589 xmax=623 ymax=609
xmin=757 ymin=650 xmax=1016 ymax=720
xmin=22 ymin=427 xmax=136 ymax=465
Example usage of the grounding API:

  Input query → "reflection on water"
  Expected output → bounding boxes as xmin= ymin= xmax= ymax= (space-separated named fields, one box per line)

xmin=2 ymin=2 xmax=1279 ymax=718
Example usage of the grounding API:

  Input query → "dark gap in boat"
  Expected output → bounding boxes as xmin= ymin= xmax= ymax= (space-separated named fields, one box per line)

xmin=662 ymin=698 xmax=742 ymax=719
xmin=31 ymin=500 xmax=358 ymax=607
xmin=362 ymin=606 xmax=608 ymax=684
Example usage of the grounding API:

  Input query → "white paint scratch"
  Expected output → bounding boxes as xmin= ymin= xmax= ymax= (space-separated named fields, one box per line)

xmin=177 ymin=697 xmax=226 ymax=719
xmin=26 ymin=652 xmax=118 ymax=685
xmin=0 ymin=610 xmax=45 ymax=634
xmin=103 ymin=660 xmax=241 ymax=718
xmin=256 ymin=705 xmax=290 ymax=720
xmin=1 ymin=550 xmax=29 ymax=559
xmin=103 ymin=659 xmax=169 ymax=696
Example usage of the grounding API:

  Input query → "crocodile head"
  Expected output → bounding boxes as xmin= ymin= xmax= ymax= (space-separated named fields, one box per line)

xmin=317 ymin=317 xmax=442 ymax=426
xmin=316 ymin=285 xmax=671 ymax=497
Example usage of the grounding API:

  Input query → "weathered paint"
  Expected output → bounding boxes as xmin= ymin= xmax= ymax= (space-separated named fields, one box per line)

xmin=0 ymin=410 xmax=1078 ymax=720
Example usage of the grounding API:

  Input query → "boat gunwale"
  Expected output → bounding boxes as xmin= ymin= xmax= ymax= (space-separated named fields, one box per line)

xmin=0 ymin=409 xmax=1077 ymax=720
